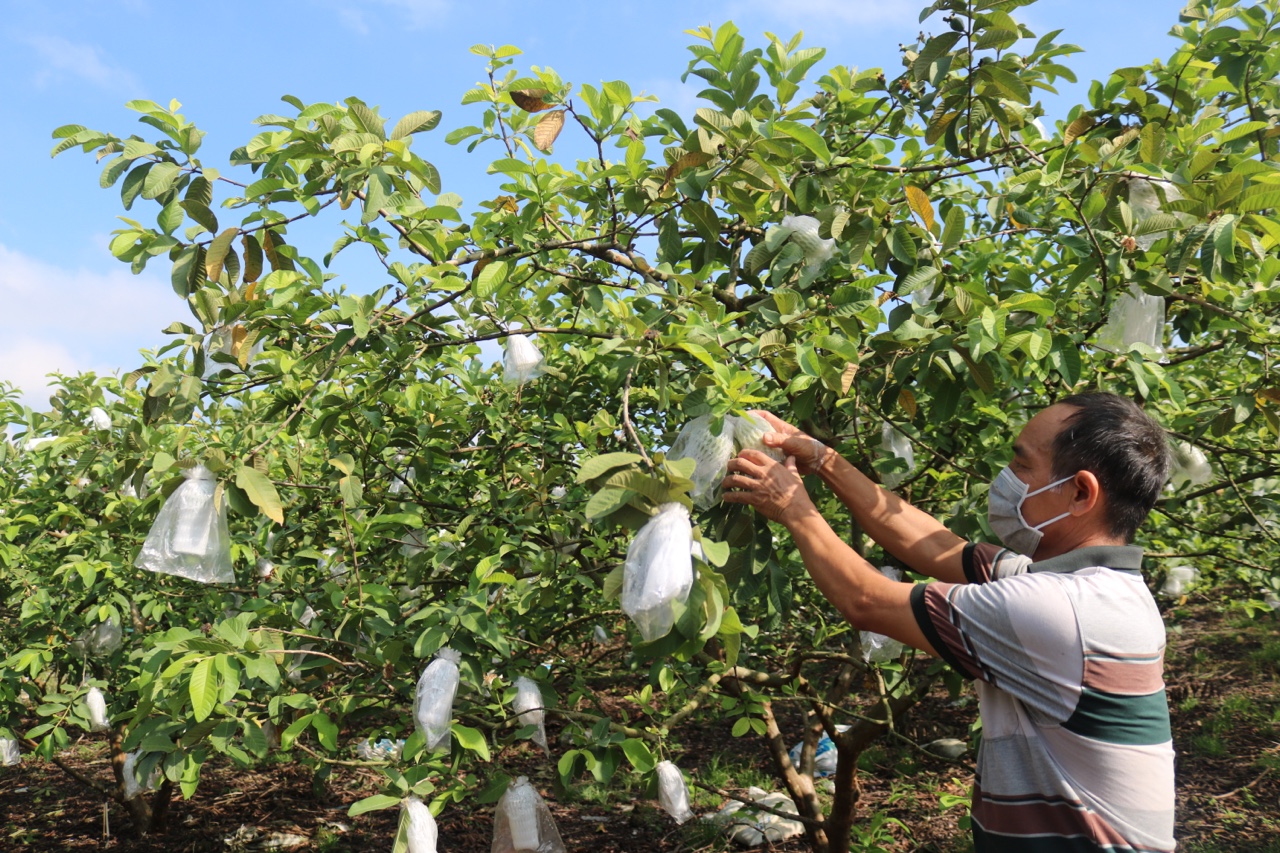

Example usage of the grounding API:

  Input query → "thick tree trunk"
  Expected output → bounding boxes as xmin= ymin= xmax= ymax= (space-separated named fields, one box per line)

xmin=110 ymin=734 xmax=171 ymax=837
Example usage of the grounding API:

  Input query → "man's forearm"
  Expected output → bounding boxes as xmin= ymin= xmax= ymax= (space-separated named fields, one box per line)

xmin=812 ymin=448 xmax=967 ymax=583
xmin=783 ymin=505 xmax=938 ymax=654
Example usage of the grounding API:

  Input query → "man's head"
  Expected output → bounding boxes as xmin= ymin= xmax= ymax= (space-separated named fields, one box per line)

xmin=1046 ymin=393 xmax=1171 ymax=542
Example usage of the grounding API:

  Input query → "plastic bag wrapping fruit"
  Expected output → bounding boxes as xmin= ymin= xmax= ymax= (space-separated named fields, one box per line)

xmin=121 ymin=750 xmax=160 ymax=800
xmin=667 ymin=415 xmax=736 ymax=509
xmin=1128 ymin=177 xmax=1187 ymax=250
xmin=1169 ymin=442 xmax=1212 ymax=489
xmin=86 ymin=686 xmax=110 ymax=732
xmin=1095 ymin=284 xmax=1166 ymax=355
xmin=1 ymin=738 xmax=20 ymax=766
xmin=512 ymin=677 xmax=548 ymax=753
xmin=135 ymin=465 xmax=234 ymax=584
xmin=1160 ymin=565 xmax=1200 ymax=597
xmin=72 ymin=617 xmax=122 ymax=658
xmin=860 ymin=567 xmax=906 ymax=663
xmin=621 ymin=503 xmax=694 ymax=642
xmin=779 ymin=214 xmax=835 ymax=265
xmin=88 ymin=406 xmax=112 ymax=430
xmin=491 ymin=776 xmax=565 ymax=853
xmin=656 ymin=760 xmax=695 ymax=824
xmin=401 ymin=796 xmax=439 ymax=853
xmin=415 ymin=648 xmax=461 ymax=752
xmin=503 ymin=332 xmax=544 ymax=385
xmin=880 ymin=423 xmax=914 ymax=489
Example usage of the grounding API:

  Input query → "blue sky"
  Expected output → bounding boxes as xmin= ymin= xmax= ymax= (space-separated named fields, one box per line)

xmin=0 ymin=0 xmax=1187 ymax=409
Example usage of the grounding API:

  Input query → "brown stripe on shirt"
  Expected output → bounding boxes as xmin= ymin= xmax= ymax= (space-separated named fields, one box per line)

xmin=1083 ymin=657 xmax=1165 ymax=695
xmin=973 ymin=789 xmax=1134 ymax=848
xmin=923 ymin=583 xmax=985 ymax=680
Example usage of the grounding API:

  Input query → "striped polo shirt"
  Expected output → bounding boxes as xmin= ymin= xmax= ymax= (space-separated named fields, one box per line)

xmin=910 ymin=543 xmax=1176 ymax=852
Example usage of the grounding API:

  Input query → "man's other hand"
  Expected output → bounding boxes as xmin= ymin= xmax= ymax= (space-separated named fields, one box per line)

xmin=748 ymin=410 xmax=833 ymax=476
xmin=721 ymin=450 xmax=818 ymax=526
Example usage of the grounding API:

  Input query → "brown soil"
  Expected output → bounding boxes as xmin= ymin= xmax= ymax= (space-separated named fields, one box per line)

xmin=2 ymin=593 xmax=1276 ymax=852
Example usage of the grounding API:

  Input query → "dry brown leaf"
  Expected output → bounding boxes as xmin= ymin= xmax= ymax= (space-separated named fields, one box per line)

xmin=899 ymin=387 xmax=918 ymax=419
xmin=533 ymin=110 xmax=566 ymax=152
xmin=511 ymin=89 xmax=555 ymax=112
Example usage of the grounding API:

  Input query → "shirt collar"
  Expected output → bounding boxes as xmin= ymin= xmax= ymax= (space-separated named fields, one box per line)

xmin=1028 ymin=545 xmax=1144 ymax=575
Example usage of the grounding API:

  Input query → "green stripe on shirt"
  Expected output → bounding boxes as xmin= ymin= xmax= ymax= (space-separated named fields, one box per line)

xmin=1061 ymin=688 xmax=1172 ymax=746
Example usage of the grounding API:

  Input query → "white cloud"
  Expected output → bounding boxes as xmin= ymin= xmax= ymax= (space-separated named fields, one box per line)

xmin=328 ymin=0 xmax=451 ymax=34
xmin=0 ymin=244 xmax=185 ymax=410
xmin=727 ymin=0 xmax=922 ymax=29
xmin=24 ymin=35 xmax=139 ymax=91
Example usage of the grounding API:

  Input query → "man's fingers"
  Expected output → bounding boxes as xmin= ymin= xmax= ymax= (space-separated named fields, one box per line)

xmin=785 ymin=456 xmax=798 ymax=473
xmin=721 ymin=473 xmax=759 ymax=491
xmin=728 ymin=453 xmax=767 ymax=477
xmin=720 ymin=489 xmax=757 ymax=506
xmin=749 ymin=410 xmax=796 ymax=435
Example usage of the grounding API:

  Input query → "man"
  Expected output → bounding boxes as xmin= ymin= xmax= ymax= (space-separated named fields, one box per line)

xmin=722 ymin=393 xmax=1175 ymax=853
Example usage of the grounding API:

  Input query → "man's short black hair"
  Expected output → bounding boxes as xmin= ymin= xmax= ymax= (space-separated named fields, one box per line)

xmin=1050 ymin=393 xmax=1171 ymax=543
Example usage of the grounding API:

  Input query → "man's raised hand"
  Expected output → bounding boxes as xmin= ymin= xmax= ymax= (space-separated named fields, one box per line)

xmin=749 ymin=410 xmax=833 ymax=476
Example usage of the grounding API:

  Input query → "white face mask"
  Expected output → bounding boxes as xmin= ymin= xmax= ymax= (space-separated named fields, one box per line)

xmin=987 ymin=466 xmax=1077 ymax=556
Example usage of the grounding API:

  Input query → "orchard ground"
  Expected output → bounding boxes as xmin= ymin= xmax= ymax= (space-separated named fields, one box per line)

xmin=3 ymin=586 xmax=1277 ymax=853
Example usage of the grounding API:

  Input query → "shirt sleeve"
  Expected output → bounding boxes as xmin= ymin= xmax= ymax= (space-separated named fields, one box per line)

xmin=963 ymin=541 xmax=1033 ymax=583
xmin=911 ymin=574 xmax=1083 ymax=722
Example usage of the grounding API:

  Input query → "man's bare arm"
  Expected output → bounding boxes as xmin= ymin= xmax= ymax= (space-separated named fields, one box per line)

xmin=752 ymin=411 xmax=969 ymax=584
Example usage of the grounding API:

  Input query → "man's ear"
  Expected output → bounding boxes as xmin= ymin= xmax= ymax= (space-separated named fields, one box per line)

xmin=1069 ymin=470 xmax=1103 ymax=516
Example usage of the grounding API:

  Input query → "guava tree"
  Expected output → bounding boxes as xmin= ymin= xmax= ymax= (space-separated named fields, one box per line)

xmin=4 ymin=1 xmax=1280 ymax=850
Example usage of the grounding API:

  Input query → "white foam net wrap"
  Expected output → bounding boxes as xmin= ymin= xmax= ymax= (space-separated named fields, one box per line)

xmin=667 ymin=415 xmax=735 ymax=509
xmin=780 ymin=214 xmax=835 ymax=265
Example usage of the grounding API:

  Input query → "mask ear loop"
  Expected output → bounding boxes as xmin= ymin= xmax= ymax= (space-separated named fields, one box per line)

xmin=1020 ymin=474 xmax=1079 ymax=529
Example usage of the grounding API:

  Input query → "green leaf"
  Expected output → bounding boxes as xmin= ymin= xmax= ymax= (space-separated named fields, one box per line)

xmin=620 ymin=738 xmax=655 ymax=773
xmin=339 ymin=475 xmax=364 ymax=509
xmin=189 ymin=658 xmax=218 ymax=723
xmin=236 ymin=466 xmax=284 ymax=524
xmin=684 ymin=200 xmax=721 ymax=244
xmin=584 ymin=487 xmax=634 ymax=519
xmin=141 ymin=161 xmax=181 ymax=200
xmin=348 ymin=794 xmax=403 ymax=817
xmin=474 ymin=260 xmax=510 ymax=299
xmin=577 ymin=452 xmax=642 ymax=483
xmin=452 ymin=724 xmax=491 ymax=760
xmin=774 ymin=120 xmax=832 ymax=164
xmin=978 ymin=65 xmax=1030 ymax=104
xmin=913 ymin=32 xmax=961 ymax=81
xmin=312 ymin=713 xmax=338 ymax=751
xmin=389 ymin=110 xmax=442 ymax=140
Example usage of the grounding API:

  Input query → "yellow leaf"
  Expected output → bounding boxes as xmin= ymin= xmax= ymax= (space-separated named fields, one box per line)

xmin=230 ymin=324 xmax=247 ymax=359
xmin=899 ymin=388 xmax=918 ymax=419
xmin=662 ymin=151 xmax=713 ymax=192
xmin=905 ymin=186 xmax=935 ymax=233
xmin=1063 ymin=115 xmax=1095 ymax=145
xmin=510 ymin=89 xmax=555 ymax=112
xmin=533 ymin=110 xmax=566 ymax=152
xmin=841 ymin=363 xmax=858 ymax=395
